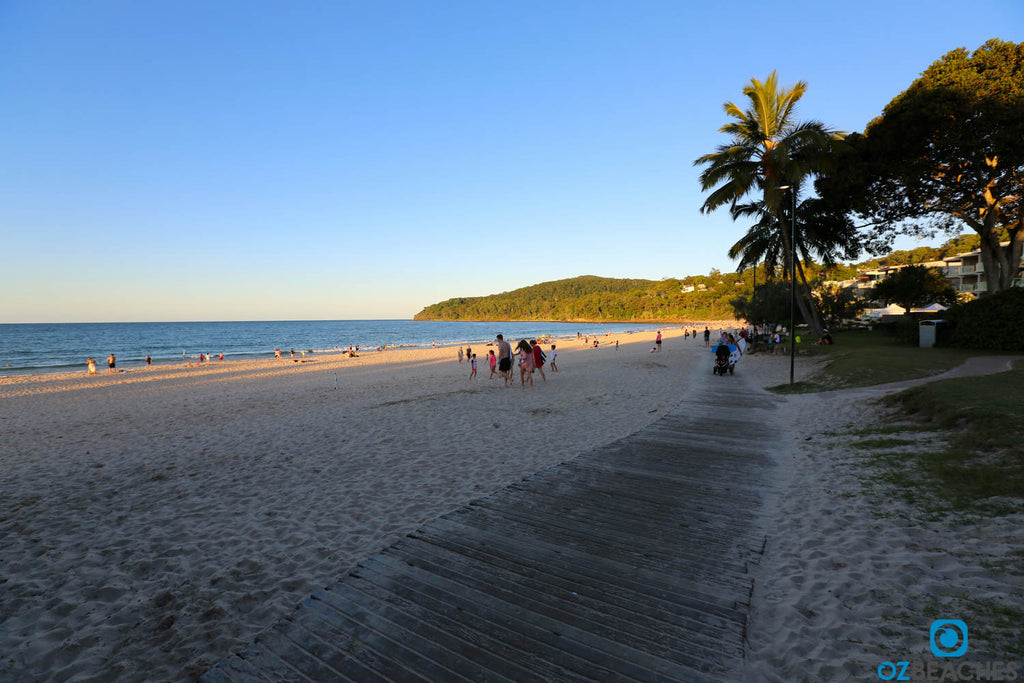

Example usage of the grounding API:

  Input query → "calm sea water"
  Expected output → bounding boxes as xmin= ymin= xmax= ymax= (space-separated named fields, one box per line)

xmin=0 ymin=320 xmax=663 ymax=375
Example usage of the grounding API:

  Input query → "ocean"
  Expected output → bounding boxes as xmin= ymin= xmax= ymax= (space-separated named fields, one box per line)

xmin=0 ymin=320 xmax=665 ymax=375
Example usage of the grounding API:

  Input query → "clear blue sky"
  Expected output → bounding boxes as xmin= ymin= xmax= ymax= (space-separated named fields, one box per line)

xmin=2 ymin=1 xmax=1021 ymax=322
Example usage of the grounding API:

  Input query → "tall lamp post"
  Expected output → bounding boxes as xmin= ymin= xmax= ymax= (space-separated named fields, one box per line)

xmin=777 ymin=185 xmax=797 ymax=384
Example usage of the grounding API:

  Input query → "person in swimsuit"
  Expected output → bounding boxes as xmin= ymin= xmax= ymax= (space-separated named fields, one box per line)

xmin=107 ymin=354 xmax=116 ymax=373
xmin=496 ymin=334 xmax=512 ymax=386
xmin=517 ymin=339 xmax=534 ymax=389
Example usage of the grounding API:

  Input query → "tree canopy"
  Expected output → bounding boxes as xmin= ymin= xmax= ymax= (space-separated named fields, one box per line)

xmin=870 ymin=265 xmax=960 ymax=313
xmin=837 ymin=39 xmax=1024 ymax=292
xmin=695 ymin=71 xmax=846 ymax=335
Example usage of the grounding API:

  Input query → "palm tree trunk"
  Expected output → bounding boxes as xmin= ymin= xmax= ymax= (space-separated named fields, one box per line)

xmin=779 ymin=214 xmax=824 ymax=337
xmin=795 ymin=258 xmax=825 ymax=335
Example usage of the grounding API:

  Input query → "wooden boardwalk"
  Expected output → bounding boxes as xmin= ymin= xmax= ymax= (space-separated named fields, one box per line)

xmin=203 ymin=362 xmax=778 ymax=682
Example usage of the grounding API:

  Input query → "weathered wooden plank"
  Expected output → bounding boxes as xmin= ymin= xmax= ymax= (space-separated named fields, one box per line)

xmin=376 ymin=546 xmax=721 ymax=681
xmin=340 ymin=565 xmax=585 ymax=682
xmin=294 ymin=596 xmax=435 ymax=682
xmin=314 ymin=580 xmax=524 ymax=682
xmin=233 ymin=641 xmax=311 ymax=682
xmin=450 ymin=502 xmax=755 ymax=589
xmin=354 ymin=555 xmax=633 ymax=681
xmin=205 ymin=360 xmax=775 ymax=682
xmin=409 ymin=522 xmax=745 ymax=642
xmin=493 ymin=484 xmax=760 ymax=555
xmin=348 ymin=559 xmax=612 ymax=682
xmin=392 ymin=534 xmax=740 ymax=670
xmin=275 ymin=617 xmax=387 ymax=683
xmin=249 ymin=629 xmax=350 ymax=682
xmin=419 ymin=515 xmax=750 ymax=618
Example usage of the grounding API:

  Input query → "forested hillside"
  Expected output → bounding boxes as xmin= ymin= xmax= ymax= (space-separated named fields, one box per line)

xmin=413 ymin=234 xmax=983 ymax=323
xmin=413 ymin=275 xmax=745 ymax=322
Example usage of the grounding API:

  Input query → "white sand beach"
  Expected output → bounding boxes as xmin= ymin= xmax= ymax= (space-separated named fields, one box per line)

xmin=0 ymin=326 xmax=712 ymax=680
xmin=4 ymin=327 xmax=1019 ymax=681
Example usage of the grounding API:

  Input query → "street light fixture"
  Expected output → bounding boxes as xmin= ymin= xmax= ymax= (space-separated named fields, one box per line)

xmin=777 ymin=184 xmax=797 ymax=384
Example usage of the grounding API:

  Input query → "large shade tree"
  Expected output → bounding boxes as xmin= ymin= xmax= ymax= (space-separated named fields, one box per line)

xmin=695 ymin=71 xmax=843 ymax=335
xmin=870 ymin=265 xmax=960 ymax=313
xmin=838 ymin=39 xmax=1024 ymax=292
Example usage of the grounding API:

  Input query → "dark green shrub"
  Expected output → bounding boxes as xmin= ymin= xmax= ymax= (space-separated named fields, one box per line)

xmin=943 ymin=288 xmax=1024 ymax=351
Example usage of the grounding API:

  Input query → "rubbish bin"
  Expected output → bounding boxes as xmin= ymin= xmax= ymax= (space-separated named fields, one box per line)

xmin=919 ymin=319 xmax=945 ymax=348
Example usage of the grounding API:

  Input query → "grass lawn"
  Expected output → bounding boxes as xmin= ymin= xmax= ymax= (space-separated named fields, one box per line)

xmin=766 ymin=328 xmax=999 ymax=393
xmin=772 ymin=328 xmax=1024 ymax=510
xmin=884 ymin=363 xmax=1024 ymax=510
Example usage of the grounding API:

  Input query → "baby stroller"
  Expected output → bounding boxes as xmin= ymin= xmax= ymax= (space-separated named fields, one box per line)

xmin=712 ymin=343 xmax=737 ymax=375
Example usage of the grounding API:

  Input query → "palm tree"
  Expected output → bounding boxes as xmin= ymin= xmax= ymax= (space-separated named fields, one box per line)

xmin=695 ymin=71 xmax=840 ymax=335
xmin=729 ymin=195 xmax=863 ymax=327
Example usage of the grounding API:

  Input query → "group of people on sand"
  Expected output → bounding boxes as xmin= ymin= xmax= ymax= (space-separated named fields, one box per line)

xmin=86 ymin=354 xmax=118 ymax=375
xmin=87 ymin=351 xmax=230 ymax=374
xmin=462 ymin=334 xmax=559 ymax=389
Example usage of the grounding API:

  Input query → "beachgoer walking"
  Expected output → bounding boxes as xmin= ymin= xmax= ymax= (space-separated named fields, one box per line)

xmin=703 ymin=327 xmax=711 ymax=347
xmin=469 ymin=354 xmax=477 ymax=379
xmin=517 ymin=340 xmax=534 ymax=389
xmin=87 ymin=358 xmax=97 ymax=375
xmin=458 ymin=347 xmax=464 ymax=363
xmin=530 ymin=340 xmax=546 ymax=382
xmin=549 ymin=344 xmax=558 ymax=372
xmin=615 ymin=340 xmax=619 ymax=350
xmin=488 ymin=350 xmax=497 ymax=378
xmin=145 ymin=355 xmax=152 ymax=367
xmin=496 ymin=334 xmax=512 ymax=386
xmin=107 ymin=354 xmax=116 ymax=373
xmin=466 ymin=346 xmax=472 ymax=364
xmin=656 ymin=330 xmax=662 ymax=352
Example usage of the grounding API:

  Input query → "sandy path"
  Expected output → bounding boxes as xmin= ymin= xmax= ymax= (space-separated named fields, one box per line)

xmin=739 ymin=352 xmax=1024 ymax=681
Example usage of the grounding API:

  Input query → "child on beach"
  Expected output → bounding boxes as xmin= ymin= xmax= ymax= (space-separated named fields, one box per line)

xmin=548 ymin=345 xmax=557 ymax=372
xmin=488 ymin=350 xmax=497 ymax=378
xmin=530 ymin=340 xmax=546 ymax=382
xmin=469 ymin=354 xmax=477 ymax=379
